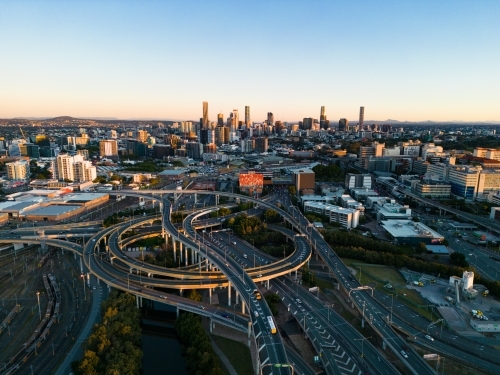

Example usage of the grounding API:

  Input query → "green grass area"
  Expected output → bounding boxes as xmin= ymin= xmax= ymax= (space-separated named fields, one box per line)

xmin=315 ymin=277 xmax=337 ymax=291
xmin=341 ymin=258 xmax=435 ymax=321
xmin=212 ymin=335 xmax=253 ymax=375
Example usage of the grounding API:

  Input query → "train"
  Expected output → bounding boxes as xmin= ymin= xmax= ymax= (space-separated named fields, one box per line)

xmin=0 ymin=273 xmax=61 ymax=374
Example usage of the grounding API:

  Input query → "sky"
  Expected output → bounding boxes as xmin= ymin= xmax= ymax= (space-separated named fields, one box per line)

xmin=0 ymin=0 xmax=499 ymax=122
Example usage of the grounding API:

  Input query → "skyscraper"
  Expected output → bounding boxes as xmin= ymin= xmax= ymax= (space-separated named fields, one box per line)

xmin=202 ymin=101 xmax=209 ymax=129
xmin=229 ymin=109 xmax=239 ymax=132
xmin=339 ymin=118 xmax=348 ymax=132
xmin=267 ymin=112 xmax=274 ymax=125
xmin=217 ymin=113 xmax=224 ymax=126
xmin=245 ymin=106 xmax=251 ymax=126
xmin=320 ymin=106 xmax=329 ymax=130
xmin=359 ymin=106 xmax=365 ymax=128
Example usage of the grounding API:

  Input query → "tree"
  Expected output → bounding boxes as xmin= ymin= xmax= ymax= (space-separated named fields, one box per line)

xmin=288 ymin=185 xmax=297 ymax=195
xmin=186 ymin=289 xmax=202 ymax=302
xmin=450 ymin=252 xmax=468 ymax=267
xmin=416 ymin=242 xmax=427 ymax=254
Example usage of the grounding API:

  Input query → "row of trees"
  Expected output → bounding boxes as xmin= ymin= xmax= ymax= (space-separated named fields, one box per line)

xmin=322 ymin=230 xmax=401 ymax=254
xmin=312 ymin=163 xmax=343 ymax=182
xmin=72 ymin=291 xmax=142 ymax=375
xmin=175 ymin=313 xmax=225 ymax=375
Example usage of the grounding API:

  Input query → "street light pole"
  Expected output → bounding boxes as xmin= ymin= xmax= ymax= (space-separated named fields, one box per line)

xmin=36 ymin=292 xmax=41 ymax=320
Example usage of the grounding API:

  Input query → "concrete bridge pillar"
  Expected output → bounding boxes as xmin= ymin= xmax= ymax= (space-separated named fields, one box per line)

xmin=184 ymin=247 xmax=188 ymax=266
xmin=172 ymin=237 xmax=177 ymax=262
xmin=247 ymin=321 xmax=252 ymax=348
xmin=190 ymin=247 xmax=195 ymax=265
xmin=194 ymin=193 xmax=197 ymax=204
xmin=179 ymin=289 xmax=183 ymax=297
xmin=74 ymin=252 xmax=76 ymax=260
xmin=198 ymin=252 xmax=202 ymax=271
xmin=266 ymin=280 xmax=270 ymax=290
xmin=235 ymin=291 xmax=239 ymax=305
xmin=228 ymin=282 xmax=232 ymax=306
xmin=209 ymin=318 xmax=213 ymax=333
xmin=382 ymin=339 xmax=387 ymax=350
xmin=295 ymin=269 xmax=298 ymax=280
xmin=140 ymin=296 xmax=143 ymax=308
xmin=176 ymin=306 xmax=179 ymax=318
xmin=209 ymin=288 xmax=212 ymax=304
xmin=241 ymin=300 xmax=246 ymax=314
xmin=136 ymin=295 xmax=139 ymax=309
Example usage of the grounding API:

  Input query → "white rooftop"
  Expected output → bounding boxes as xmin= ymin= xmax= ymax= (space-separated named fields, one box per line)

xmin=381 ymin=220 xmax=444 ymax=239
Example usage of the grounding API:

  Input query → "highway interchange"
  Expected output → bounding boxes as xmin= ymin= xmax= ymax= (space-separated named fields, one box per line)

xmin=1 ymin=188 xmax=500 ymax=374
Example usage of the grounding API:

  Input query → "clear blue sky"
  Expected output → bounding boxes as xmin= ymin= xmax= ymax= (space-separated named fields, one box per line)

xmin=1 ymin=0 xmax=499 ymax=122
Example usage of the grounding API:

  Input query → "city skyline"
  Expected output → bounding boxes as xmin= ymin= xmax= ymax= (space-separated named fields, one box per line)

xmin=0 ymin=1 xmax=499 ymax=122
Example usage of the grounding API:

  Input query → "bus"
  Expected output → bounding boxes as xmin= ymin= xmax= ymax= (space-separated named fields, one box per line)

xmin=267 ymin=316 xmax=277 ymax=334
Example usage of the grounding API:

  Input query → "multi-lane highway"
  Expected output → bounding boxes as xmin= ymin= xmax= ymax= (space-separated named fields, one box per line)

xmin=3 ymin=188 xmax=500 ymax=374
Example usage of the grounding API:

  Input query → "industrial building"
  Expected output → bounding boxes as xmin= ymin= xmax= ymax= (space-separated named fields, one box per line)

xmin=381 ymin=220 xmax=444 ymax=245
xmin=0 ymin=191 xmax=109 ymax=222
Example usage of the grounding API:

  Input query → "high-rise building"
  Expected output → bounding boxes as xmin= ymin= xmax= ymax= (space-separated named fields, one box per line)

xmin=74 ymin=160 xmax=97 ymax=182
xmin=6 ymin=160 xmax=30 ymax=181
xmin=137 ymin=130 xmax=148 ymax=142
xmin=228 ymin=110 xmax=239 ymax=132
xmin=338 ymin=118 xmax=348 ymax=132
xmin=245 ymin=106 xmax=251 ymax=126
xmin=240 ymin=139 xmax=255 ymax=153
xmin=202 ymin=101 xmax=209 ymax=129
xmin=186 ymin=142 xmax=203 ymax=160
xmin=255 ymin=137 xmax=268 ymax=153
xmin=267 ymin=112 xmax=274 ymax=125
xmin=99 ymin=140 xmax=118 ymax=157
xmin=302 ymin=118 xmax=313 ymax=130
xmin=359 ymin=106 xmax=365 ymax=128
xmin=320 ymin=106 xmax=329 ymax=129
xmin=292 ymin=169 xmax=315 ymax=194
xmin=56 ymin=154 xmax=81 ymax=181
xmin=217 ymin=113 xmax=224 ymax=126
xmin=215 ymin=126 xmax=229 ymax=146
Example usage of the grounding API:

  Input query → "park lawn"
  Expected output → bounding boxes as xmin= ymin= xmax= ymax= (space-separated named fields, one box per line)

xmin=340 ymin=258 xmax=434 ymax=321
xmin=212 ymin=335 xmax=254 ymax=375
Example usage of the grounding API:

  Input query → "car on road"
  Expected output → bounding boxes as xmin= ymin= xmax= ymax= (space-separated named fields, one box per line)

xmin=400 ymin=350 xmax=408 ymax=358
xmin=93 ymin=286 xmax=96 ymax=290
xmin=254 ymin=311 xmax=259 ymax=317
xmin=198 ymin=305 xmax=205 ymax=310
xmin=425 ymin=335 xmax=434 ymax=341
xmin=296 ymin=298 xmax=302 ymax=304
xmin=221 ymin=313 xmax=229 ymax=318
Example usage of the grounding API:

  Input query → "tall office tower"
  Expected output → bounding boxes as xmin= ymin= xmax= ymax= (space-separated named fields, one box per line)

xmin=338 ymin=118 xmax=348 ymax=132
xmin=255 ymin=137 xmax=268 ymax=153
xmin=215 ymin=126 xmax=229 ymax=146
xmin=6 ymin=160 xmax=30 ymax=181
xmin=359 ymin=106 xmax=365 ymax=128
xmin=302 ymin=118 xmax=313 ymax=130
xmin=229 ymin=109 xmax=239 ymax=132
xmin=267 ymin=112 xmax=274 ymax=125
xmin=202 ymin=101 xmax=209 ymax=129
xmin=245 ymin=106 xmax=251 ymax=126
xmin=217 ymin=113 xmax=224 ymax=126
xmin=320 ymin=106 xmax=327 ymax=128
xmin=274 ymin=121 xmax=283 ymax=135
xmin=186 ymin=142 xmax=203 ymax=160
xmin=137 ymin=130 xmax=148 ymax=142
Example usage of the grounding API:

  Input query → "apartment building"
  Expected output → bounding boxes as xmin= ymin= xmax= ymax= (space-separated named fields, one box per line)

xmin=303 ymin=201 xmax=359 ymax=229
